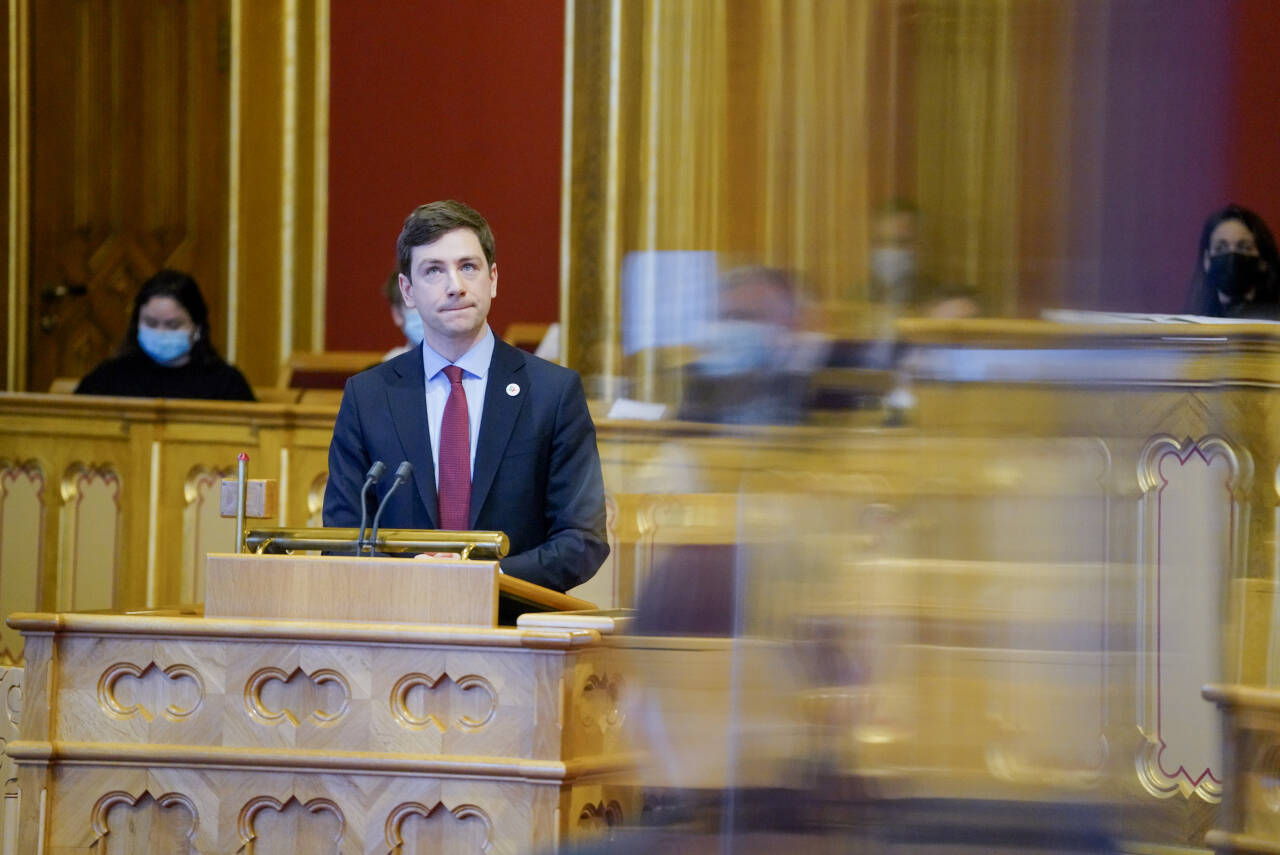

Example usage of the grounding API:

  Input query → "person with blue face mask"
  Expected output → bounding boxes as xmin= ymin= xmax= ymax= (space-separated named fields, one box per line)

xmin=75 ymin=269 xmax=255 ymax=400
xmin=679 ymin=266 xmax=822 ymax=425
xmin=382 ymin=269 xmax=425 ymax=361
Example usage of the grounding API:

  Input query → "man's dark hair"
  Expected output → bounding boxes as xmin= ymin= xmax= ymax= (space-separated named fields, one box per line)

xmin=396 ymin=200 xmax=496 ymax=277
xmin=122 ymin=268 xmax=220 ymax=365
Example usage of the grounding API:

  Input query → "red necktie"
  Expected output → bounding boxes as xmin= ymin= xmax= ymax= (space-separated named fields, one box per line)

xmin=437 ymin=365 xmax=471 ymax=530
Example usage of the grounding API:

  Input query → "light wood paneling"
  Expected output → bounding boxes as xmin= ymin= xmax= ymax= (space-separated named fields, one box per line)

xmin=229 ymin=0 xmax=328 ymax=385
xmin=7 ymin=1 xmax=327 ymax=392
xmin=0 ymin=395 xmax=335 ymax=627
xmin=3 ymin=0 xmax=31 ymax=392
xmin=0 ymin=461 xmax=41 ymax=661
xmin=27 ymin=0 xmax=231 ymax=393
xmin=205 ymin=554 xmax=501 ymax=626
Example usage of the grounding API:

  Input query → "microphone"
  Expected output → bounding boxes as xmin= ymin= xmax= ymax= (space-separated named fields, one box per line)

xmin=354 ymin=460 xmax=386 ymax=556
xmin=368 ymin=461 xmax=413 ymax=556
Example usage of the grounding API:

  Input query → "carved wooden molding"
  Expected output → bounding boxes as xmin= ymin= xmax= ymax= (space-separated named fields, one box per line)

xmin=577 ymin=799 xmax=624 ymax=834
xmin=7 ymin=611 xmax=599 ymax=650
xmin=245 ymin=666 xmax=350 ymax=727
xmin=237 ymin=795 xmax=343 ymax=853
xmin=1136 ymin=434 xmax=1250 ymax=803
xmin=390 ymin=672 xmax=497 ymax=733
xmin=0 ymin=459 xmax=45 ymax=663
xmin=384 ymin=801 xmax=493 ymax=853
xmin=91 ymin=790 xmax=197 ymax=848
xmin=579 ymin=673 xmax=624 ymax=733
xmin=4 ymin=740 xmax=591 ymax=779
xmin=182 ymin=463 xmax=235 ymax=605
xmin=985 ymin=736 xmax=1108 ymax=790
xmin=1257 ymin=741 xmax=1280 ymax=815
xmin=0 ymin=667 xmax=22 ymax=793
xmin=98 ymin=661 xmax=203 ymax=722
xmin=57 ymin=462 xmax=122 ymax=612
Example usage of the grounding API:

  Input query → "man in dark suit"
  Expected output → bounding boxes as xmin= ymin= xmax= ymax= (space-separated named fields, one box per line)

xmin=323 ymin=200 xmax=609 ymax=592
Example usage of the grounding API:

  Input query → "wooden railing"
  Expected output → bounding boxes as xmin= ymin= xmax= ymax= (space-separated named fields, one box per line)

xmin=7 ymin=320 xmax=1280 ymax=849
xmin=0 ymin=394 xmax=336 ymax=658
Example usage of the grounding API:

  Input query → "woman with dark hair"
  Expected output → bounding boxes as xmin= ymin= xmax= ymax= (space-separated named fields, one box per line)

xmin=75 ymin=269 xmax=255 ymax=400
xmin=1187 ymin=204 xmax=1280 ymax=319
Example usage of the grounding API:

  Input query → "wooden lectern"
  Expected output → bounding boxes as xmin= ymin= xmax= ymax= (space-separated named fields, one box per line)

xmin=6 ymin=530 xmax=633 ymax=853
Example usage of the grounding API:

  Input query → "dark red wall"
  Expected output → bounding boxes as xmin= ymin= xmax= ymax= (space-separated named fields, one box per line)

xmin=1058 ymin=0 xmax=1280 ymax=314
xmin=326 ymin=0 xmax=564 ymax=350
xmin=1228 ymin=0 xmax=1280 ymax=229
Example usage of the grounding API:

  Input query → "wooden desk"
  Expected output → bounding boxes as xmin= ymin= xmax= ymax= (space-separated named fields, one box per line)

xmin=6 ymin=608 xmax=632 ymax=853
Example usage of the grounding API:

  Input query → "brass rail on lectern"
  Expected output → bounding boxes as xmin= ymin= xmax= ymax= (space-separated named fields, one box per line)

xmin=243 ymin=527 xmax=509 ymax=559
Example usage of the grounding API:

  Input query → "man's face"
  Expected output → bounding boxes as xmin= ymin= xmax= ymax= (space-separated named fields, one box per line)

xmin=399 ymin=227 xmax=497 ymax=358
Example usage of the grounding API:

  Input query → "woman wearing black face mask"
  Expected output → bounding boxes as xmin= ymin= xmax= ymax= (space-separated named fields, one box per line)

xmin=1186 ymin=204 xmax=1280 ymax=319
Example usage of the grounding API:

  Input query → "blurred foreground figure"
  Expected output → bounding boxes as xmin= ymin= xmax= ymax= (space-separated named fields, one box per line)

xmin=680 ymin=266 xmax=825 ymax=425
xmin=869 ymin=202 xmax=982 ymax=320
xmin=551 ymin=441 xmax=1131 ymax=853
xmin=75 ymin=269 xmax=255 ymax=400
xmin=1185 ymin=203 xmax=1280 ymax=319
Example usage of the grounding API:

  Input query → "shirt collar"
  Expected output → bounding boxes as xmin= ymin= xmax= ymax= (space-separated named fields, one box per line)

xmin=422 ymin=325 xmax=494 ymax=381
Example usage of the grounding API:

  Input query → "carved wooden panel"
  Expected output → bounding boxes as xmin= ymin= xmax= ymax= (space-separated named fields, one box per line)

xmin=576 ymin=799 xmax=623 ymax=836
xmin=307 ymin=472 xmax=327 ymax=527
xmin=57 ymin=463 xmax=121 ymax=612
xmin=247 ymin=667 xmax=351 ymax=728
xmin=1137 ymin=435 xmax=1247 ymax=803
xmin=0 ymin=461 xmax=44 ymax=662
xmin=27 ymin=0 xmax=230 ymax=392
xmin=392 ymin=672 xmax=498 ymax=734
xmin=0 ymin=666 xmax=22 ymax=855
xmin=386 ymin=801 xmax=493 ymax=854
xmin=181 ymin=464 xmax=235 ymax=604
xmin=239 ymin=796 xmax=342 ymax=855
xmin=92 ymin=790 xmax=197 ymax=855
xmin=99 ymin=661 xmax=203 ymax=723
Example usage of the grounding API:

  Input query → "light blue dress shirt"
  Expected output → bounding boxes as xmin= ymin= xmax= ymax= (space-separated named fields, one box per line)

xmin=421 ymin=326 xmax=494 ymax=487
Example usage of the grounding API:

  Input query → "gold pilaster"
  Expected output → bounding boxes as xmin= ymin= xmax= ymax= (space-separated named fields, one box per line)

xmin=228 ymin=0 xmax=328 ymax=386
xmin=310 ymin=0 xmax=329 ymax=351
xmin=5 ymin=0 xmax=30 ymax=391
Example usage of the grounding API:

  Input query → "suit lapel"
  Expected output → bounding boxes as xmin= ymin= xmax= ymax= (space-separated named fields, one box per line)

xmin=385 ymin=347 xmax=438 ymax=527
xmin=470 ymin=339 xmax=527 ymax=527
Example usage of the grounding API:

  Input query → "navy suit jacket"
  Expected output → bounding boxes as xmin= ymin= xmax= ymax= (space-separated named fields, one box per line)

xmin=322 ymin=338 xmax=609 ymax=592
